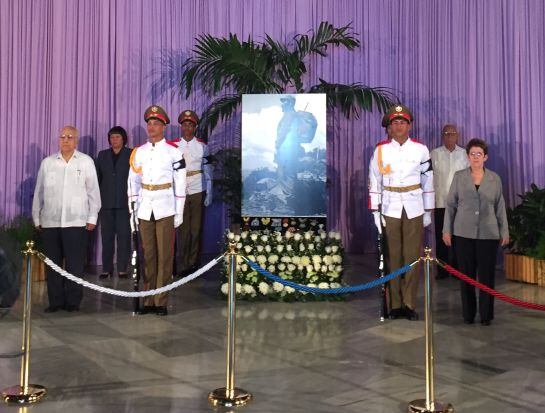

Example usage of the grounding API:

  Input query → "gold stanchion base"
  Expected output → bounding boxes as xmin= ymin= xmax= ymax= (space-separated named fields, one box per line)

xmin=208 ymin=387 xmax=252 ymax=407
xmin=408 ymin=399 xmax=454 ymax=413
xmin=2 ymin=385 xmax=47 ymax=404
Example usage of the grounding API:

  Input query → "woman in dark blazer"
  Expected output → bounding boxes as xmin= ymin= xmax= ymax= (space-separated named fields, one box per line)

xmin=442 ymin=138 xmax=509 ymax=325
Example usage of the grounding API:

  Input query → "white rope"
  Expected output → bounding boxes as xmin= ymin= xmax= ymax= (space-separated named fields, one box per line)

xmin=41 ymin=255 xmax=223 ymax=298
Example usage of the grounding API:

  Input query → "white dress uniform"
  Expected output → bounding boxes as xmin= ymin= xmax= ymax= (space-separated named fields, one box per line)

xmin=368 ymin=138 xmax=435 ymax=217
xmin=175 ymin=136 xmax=212 ymax=200
xmin=128 ymin=138 xmax=187 ymax=226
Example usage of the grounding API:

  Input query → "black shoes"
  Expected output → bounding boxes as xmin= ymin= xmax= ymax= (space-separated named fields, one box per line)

xmin=481 ymin=320 xmax=492 ymax=326
xmin=64 ymin=305 xmax=79 ymax=312
xmin=464 ymin=319 xmax=475 ymax=324
xmin=155 ymin=306 xmax=168 ymax=316
xmin=99 ymin=272 xmax=111 ymax=279
xmin=388 ymin=308 xmax=404 ymax=319
xmin=138 ymin=306 xmax=156 ymax=315
xmin=389 ymin=306 xmax=419 ymax=320
xmin=45 ymin=305 xmax=79 ymax=313
xmin=44 ymin=306 xmax=61 ymax=313
xmin=404 ymin=307 xmax=419 ymax=321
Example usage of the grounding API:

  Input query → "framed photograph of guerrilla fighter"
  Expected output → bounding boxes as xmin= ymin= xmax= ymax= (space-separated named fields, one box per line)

xmin=241 ymin=93 xmax=327 ymax=217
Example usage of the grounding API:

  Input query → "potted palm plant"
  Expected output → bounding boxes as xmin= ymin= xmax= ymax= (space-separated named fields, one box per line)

xmin=505 ymin=184 xmax=545 ymax=285
xmin=179 ymin=22 xmax=398 ymax=224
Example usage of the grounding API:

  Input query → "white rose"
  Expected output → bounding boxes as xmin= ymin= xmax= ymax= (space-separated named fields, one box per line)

xmin=328 ymin=231 xmax=336 ymax=238
xmin=278 ymin=263 xmax=286 ymax=271
xmin=276 ymin=235 xmax=283 ymax=242
xmin=258 ymin=282 xmax=270 ymax=295
xmin=286 ymin=244 xmax=293 ymax=251
xmin=221 ymin=283 xmax=229 ymax=295
xmin=241 ymin=264 xmax=248 ymax=272
xmin=227 ymin=232 xmax=235 ymax=240
xmin=257 ymin=245 xmax=264 ymax=252
xmin=330 ymin=282 xmax=341 ymax=289
xmin=332 ymin=255 xmax=342 ymax=263
xmin=304 ymin=232 xmax=311 ymax=240
xmin=336 ymin=265 xmax=343 ymax=272
xmin=325 ymin=246 xmax=332 ymax=253
xmin=298 ymin=264 xmax=304 ymax=271
xmin=285 ymin=286 xmax=295 ymax=293
xmin=312 ymin=255 xmax=322 ymax=264
xmin=235 ymin=283 xmax=242 ymax=293
xmin=292 ymin=256 xmax=301 ymax=264
xmin=234 ymin=234 xmax=241 ymax=242
xmin=314 ymin=236 xmax=321 ymax=243
xmin=276 ymin=245 xmax=284 ymax=253
xmin=321 ymin=265 xmax=328 ymax=273
xmin=313 ymin=263 xmax=321 ymax=272
xmin=256 ymin=255 xmax=267 ymax=264
xmin=299 ymin=244 xmax=306 ymax=252
xmin=288 ymin=264 xmax=296 ymax=271
xmin=294 ymin=233 xmax=302 ymax=241
xmin=328 ymin=264 xmax=335 ymax=271
xmin=267 ymin=265 xmax=276 ymax=273
xmin=331 ymin=246 xmax=339 ymax=253
xmin=247 ymin=255 xmax=256 ymax=262
xmin=243 ymin=284 xmax=256 ymax=295
xmin=323 ymin=256 xmax=333 ymax=265
xmin=300 ymin=256 xmax=311 ymax=266
xmin=318 ymin=282 xmax=329 ymax=289
xmin=307 ymin=283 xmax=317 ymax=288
xmin=308 ymin=243 xmax=315 ymax=250
xmin=281 ymin=256 xmax=291 ymax=263
xmin=251 ymin=234 xmax=258 ymax=241
xmin=244 ymin=245 xmax=252 ymax=254
xmin=240 ymin=231 xmax=248 ymax=239
xmin=265 ymin=245 xmax=272 ymax=253
xmin=285 ymin=231 xmax=293 ymax=239
xmin=320 ymin=232 xmax=326 ymax=239
xmin=268 ymin=255 xmax=279 ymax=264
xmin=306 ymin=265 xmax=315 ymax=273
xmin=273 ymin=282 xmax=284 ymax=292
xmin=261 ymin=235 xmax=269 ymax=242
xmin=236 ymin=242 xmax=242 ymax=249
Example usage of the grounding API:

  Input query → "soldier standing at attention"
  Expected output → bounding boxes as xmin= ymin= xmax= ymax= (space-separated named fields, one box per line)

xmin=174 ymin=110 xmax=213 ymax=277
xmin=368 ymin=105 xmax=434 ymax=320
xmin=128 ymin=106 xmax=186 ymax=316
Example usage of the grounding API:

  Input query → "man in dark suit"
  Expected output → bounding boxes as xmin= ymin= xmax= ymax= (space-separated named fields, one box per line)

xmin=95 ymin=126 xmax=132 ymax=279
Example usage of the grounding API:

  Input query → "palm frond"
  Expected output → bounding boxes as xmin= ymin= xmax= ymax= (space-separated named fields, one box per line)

xmin=181 ymin=34 xmax=282 ymax=98
xmin=197 ymin=94 xmax=242 ymax=140
xmin=295 ymin=21 xmax=360 ymax=59
xmin=309 ymin=79 xmax=398 ymax=118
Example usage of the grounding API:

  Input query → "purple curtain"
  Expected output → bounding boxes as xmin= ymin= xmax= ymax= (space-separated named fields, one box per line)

xmin=1 ymin=0 xmax=544 ymax=260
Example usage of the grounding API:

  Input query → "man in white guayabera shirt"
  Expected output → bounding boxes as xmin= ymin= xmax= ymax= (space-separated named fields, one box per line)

xmin=32 ymin=125 xmax=101 ymax=312
xmin=430 ymin=124 xmax=469 ymax=279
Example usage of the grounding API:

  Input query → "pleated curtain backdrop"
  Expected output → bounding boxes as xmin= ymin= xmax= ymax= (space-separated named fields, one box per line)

xmin=1 ymin=0 xmax=544 ymax=259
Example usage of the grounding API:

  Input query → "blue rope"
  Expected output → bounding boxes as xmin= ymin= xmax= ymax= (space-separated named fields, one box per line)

xmin=243 ymin=257 xmax=414 ymax=295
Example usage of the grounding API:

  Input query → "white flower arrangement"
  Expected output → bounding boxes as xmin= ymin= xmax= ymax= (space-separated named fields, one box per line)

xmin=222 ymin=229 xmax=345 ymax=302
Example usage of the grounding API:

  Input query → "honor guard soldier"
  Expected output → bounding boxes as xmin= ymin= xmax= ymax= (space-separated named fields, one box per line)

xmin=368 ymin=105 xmax=434 ymax=320
xmin=174 ymin=110 xmax=213 ymax=276
xmin=128 ymin=105 xmax=186 ymax=316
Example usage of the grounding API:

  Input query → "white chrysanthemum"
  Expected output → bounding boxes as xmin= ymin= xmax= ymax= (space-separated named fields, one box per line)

xmin=256 ymin=245 xmax=264 ymax=252
xmin=234 ymin=234 xmax=241 ymax=242
xmin=268 ymin=255 xmax=279 ymax=264
xmin=285 ymin=231 xmax=293 ymax=239
xmin=308 ymin=243 xmax=315 ymax=250
xmin=280 ymin=256 xmax=291 ymax=263
xmin=244 ymin=245 xmax=252 ymax=254
xmin=292 ymin=256 xmax=301 ymax=264
xmin=320 ymin=232 xmax=327 ymax=239
xmin=330 ymin=282 xmax=341 ymax=289
xmin=332 ymin=255 xmax=342 ymax=263
xmin=298 ymin=264 xmax=304 ymax=271
xmin=336 ymin=265 xmax=343 ymax=272
xmin=243 ymin=284 xmax=256 ymax=295
xmin=318 ymin=282 xmax=329 ymax=289
xmin=227 ymin=232 xmax=235 ymax=240
xmin=276 ymin=235 xmax=282 ymax=242
xmin=313 ymin=263 xmax=321 ymax=272
xmin=258 ymin=282 xmax=270 ymax=295
xmin=328 ymin=231 xmax=335 ymax=238
xmin=286 ymin=244 xmax=293 ymax=251
xmin=267 ymin=265 xmax=276 ymax=273
xmin=250 ymin=233 xmax=258 ymax=241
xmin=278 ymin=263 xmax=286 ymax=271
xmin=261 ymin=235 xmax=269 ymax=242
xmin=331 ymin=245 xmax=339 ymax=253
xmin=240 ymin=231 xmax=248 ymax=239
xmin=265 ymin=245 xmax=272 ymax=253
xmin=304 ymin=232 xmax=312 ymax=240
xmin=307 ymin=283 xmax=317 ymax=288
xmin=321 ymin=265 xmax=328 ymax=273
xmin=235 ymin=283 xmax=242 ymax=293
xmin=325 ymin=246 xmax=332 ymax=253
xmin=306 ymin=265 xmax=315 ymax=273
xmin=288 ymin=264 xmax=296 ymax=271
xmin=285 ymin=286 xmax=295 ymax=293
xmin=221 ymin=283 xmax=229 ymax=295
xmin=300 ymin=256 xmax=311 ymax=266
xmin=273 ymin=282 xmax=284 ymax=292
xmin=328 ymin=264 xmax=335 ymax=271
xmin=256 ymin=255 xmax=267 ymax=264
xmin=240 ymin=264 xmax=248 ymax=272
xmin=323 ymin=256 xmax=333 ymax=265
xmin=314 ymin=236 xmax=321 ymax=243
xmin=312 ymin=255 xmax=322 ymax=263
xmin=276 ymin=245 xmax=284 ymax=253
xmin=294 ymin=233 xmax=302 ymax=241
xmin=299 ymin=244 xmax=306 ymax=252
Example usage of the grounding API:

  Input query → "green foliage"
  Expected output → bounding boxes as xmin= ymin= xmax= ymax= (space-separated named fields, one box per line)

xmin=181 ymin=21 xmax=398 ymax=140
xmin=210 ymin=148 xmax=242 ymax=222
xmin=508 ymin=184 xmax=545 ymax=258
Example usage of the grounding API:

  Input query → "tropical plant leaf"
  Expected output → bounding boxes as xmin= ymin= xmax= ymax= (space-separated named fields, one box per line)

xmin=197 ymin=94 xmax=242 ymax=140
xmin=308 ymin=79 xmax=397 ymax=117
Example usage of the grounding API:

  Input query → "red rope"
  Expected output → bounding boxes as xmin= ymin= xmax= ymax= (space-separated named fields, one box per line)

xmin=442 ymin=263 xmax=545 ymax=312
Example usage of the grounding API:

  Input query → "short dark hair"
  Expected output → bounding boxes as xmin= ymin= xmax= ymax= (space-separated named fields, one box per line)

xmin=108 ymin=126 xmax=128 ymax=145
xmin=465 ymin=138 xmax=488 ymax=156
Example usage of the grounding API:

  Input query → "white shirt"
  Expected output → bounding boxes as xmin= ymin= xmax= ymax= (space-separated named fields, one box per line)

xmin=174 ymin=136 xmax=212 ymax=195
xmin=32 ymin=151 xmax=101 ymax=228
xmin=128 ymin=138 xmax=187 ymax=221
xmin=368 ymin=137 xmax=435 ymax=219
xmin=430 ymin=145 xmax=469 ymax=208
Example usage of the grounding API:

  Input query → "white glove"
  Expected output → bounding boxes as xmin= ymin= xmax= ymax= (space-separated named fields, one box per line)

xmin=204 ymin=191 xmax=213 ymax=207
xmin=372 ymin=211 xmax=384 ymax=234
xmin=130 ymin=213 xmax=139 ymax=232
xmin=423 ymin=211 xmax=432 ymax=227
xmin=174 ymin=214 xmax=183 ymax=228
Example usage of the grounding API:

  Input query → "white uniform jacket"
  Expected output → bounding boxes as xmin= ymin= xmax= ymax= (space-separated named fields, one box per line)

xmin=172 ymin=136 xmax=212 ymax=196
xmin=368 ymin=137 xmax=434 ymax=219
xmin=128 ymin=138 xmax=187 ymax=222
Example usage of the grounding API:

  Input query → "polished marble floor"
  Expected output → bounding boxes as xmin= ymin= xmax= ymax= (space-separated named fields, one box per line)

xmin=1 ymin=254 xmax=545 ymax=412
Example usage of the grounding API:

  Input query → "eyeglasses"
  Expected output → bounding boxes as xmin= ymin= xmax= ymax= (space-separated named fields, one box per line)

xmin=469 ymin=152 xmax=484 ymax=158
xmin=59 ymin=135 xmax=75 ymax=140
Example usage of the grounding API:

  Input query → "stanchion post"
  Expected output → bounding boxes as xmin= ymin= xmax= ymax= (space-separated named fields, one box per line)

xmin=2 ymin=241 xmax=47 ymax=404
xmin=208 ymin=242 xmax=252 ymax=407
xmin=408 ymin=247 xmax=453 ymax=413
